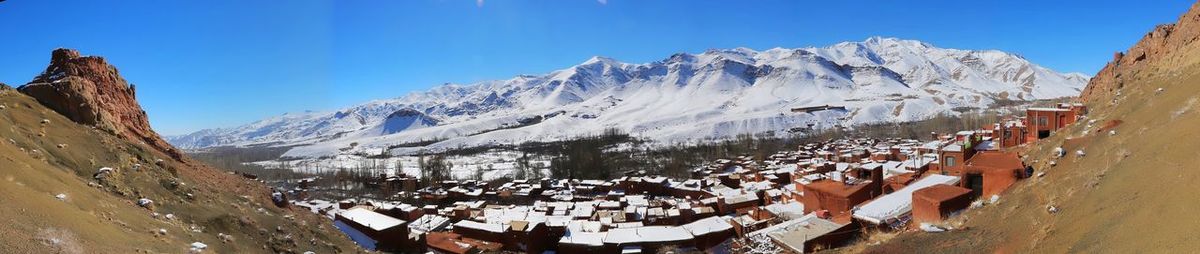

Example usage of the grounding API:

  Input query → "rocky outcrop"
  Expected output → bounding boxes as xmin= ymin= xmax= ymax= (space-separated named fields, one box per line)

xmin=1081 ymin=2 xmax=1200 ymax=102
xmin=18 ymin=48 xmax=181 ymax=159
xmin=0 ymin=82 xmax=11 ymax=90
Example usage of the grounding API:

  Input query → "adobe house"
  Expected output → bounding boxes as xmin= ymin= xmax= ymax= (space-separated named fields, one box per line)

xmin=718 ymin=192 xmax=761 ymax=215
xmin=992 ymin=120 xmax=1029 ymax=149
xmin=426 ymin=232 xmax=480 ymax=254
xmin=453 ymin=220 xmax=550 ymax=254
xmin=730 ymin=206 xmax=776 ymax=236
xmin=506 ymin=221 xmax=552 ymax=254
xmin=1058 ymin=102 xmax=1088 ymax=116
xmin=882 ymin=172 xmax=918 ymax=194
xmin=936 ymin=131 xmax=980 ymax=176
xmin=385 ymin=203 xmax=424 ymax=221
xmin=426 ymin=232 xmax=503 ymax=254
xmin=601 ymin=226 xmax=696 ymax=254
xmin=755 ymin=214 xmax=859 ymax=253
xmin=452 ymin=220 xmax=507 ymax=246
xmin=1026 ymin=107 xmax=1078 ymax=140
xmin=960 ymin=151 xmax=1027 ymax=198
xmin=681 ymin=216 xmax=735 ymax=252
xmin=801 ymin=178 xmax=881 ymax=218
xmin=911 ymin=184 xmax=974 ymax=224
xmin=335 ymin=207 xmax=409 ymax=251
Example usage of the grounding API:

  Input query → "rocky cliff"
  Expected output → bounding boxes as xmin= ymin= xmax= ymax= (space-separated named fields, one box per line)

xmin=18 ymin=48 xmax=181 ymax=159
xmin=1081 ymin=1 xmax=1200 ymax=102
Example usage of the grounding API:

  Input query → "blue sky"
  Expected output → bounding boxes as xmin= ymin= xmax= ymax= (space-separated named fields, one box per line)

xmin=0 ymin=0 xmax=1193 ymax=135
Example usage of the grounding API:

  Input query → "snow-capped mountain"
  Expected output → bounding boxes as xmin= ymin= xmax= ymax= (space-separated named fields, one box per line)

xmin=168 ymin=37 xmax=1089 ymax=158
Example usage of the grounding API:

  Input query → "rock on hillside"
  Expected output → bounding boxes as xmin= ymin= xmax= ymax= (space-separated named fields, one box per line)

xmin=18 ymin=48 xmax=180 ymax=159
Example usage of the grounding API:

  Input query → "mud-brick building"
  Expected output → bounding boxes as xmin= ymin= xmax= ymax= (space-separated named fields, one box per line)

xmin=960 ymin=151 xmax=1027 ymax=198
xmin=933 ymin=131 xmax=981 ymax=176
xmin=992 ymin=119 xmax=1029 ymax=149
xmin=801 ymin=179 xmax=880 ymax=218
xmin=335 ymin=207 xmax=410 ymax=251
xmin=911 ymin=184 xmax=974 ymax=224
xmin=1026 ymin=107 xmax=1078 ymax=140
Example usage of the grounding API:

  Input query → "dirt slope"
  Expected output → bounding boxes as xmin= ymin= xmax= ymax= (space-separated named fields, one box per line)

xmin=0 ymin=50 xmax=361 ymax=253
xmin=863 ymin=2 xmax=1200 ymax=253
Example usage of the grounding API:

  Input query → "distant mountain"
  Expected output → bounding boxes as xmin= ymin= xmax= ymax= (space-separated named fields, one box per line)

xmin=168 ymin=37 xmax=1089 ymax=158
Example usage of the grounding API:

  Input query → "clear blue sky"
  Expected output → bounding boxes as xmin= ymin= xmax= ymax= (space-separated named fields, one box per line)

xmin=0 ymin=0 xmax=1193 ymax=135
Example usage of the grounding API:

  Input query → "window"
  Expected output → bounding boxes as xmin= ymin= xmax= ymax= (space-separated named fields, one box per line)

xmin=1037 ymin=116 xmax=1048 ymax=126
xmin=945 ymin=156 xmax=956 ymax=167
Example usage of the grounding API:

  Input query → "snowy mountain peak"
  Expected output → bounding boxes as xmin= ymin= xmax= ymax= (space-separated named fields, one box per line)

xmin=169 ymin=38 xmax=1089 ymax=158
xmin=582 ymin=55 xmax=620 ymax=65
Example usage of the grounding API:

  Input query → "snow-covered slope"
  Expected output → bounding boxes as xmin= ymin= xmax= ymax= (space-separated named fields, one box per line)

xmin=168 ymin=37 xmax=1089 ymax=158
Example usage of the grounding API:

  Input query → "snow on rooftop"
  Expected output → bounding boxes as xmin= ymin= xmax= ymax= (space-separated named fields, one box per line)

xmin=560 ymin=231 xmax=606 ymax=246
xmin=408 ymin=214 xmax=451 ymax=233
xmin=852 ymin=174 xmax=961 ymax=224
xmin=681 ymin=216 xmax=733 ymax=236
xmin=1027 ymin=107 xmax=1070 ymax=112
xmin=603 ymin=226 xmax=694 ymax=245
xmin=338 ymin=208 xmax=406 ymax=231
xmin=454 ymin=220 xmax=506 ymax=233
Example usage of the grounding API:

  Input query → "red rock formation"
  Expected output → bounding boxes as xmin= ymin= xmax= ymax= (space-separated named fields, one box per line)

xmin=18 ymin=48 xmax=182 ymax=159
xmin=1081 ymin=1 xmax=1200 ymax=102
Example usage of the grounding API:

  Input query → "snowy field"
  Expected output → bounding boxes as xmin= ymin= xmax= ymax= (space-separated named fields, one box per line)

xmin=249 ymin=150 xmax=551 ymax=181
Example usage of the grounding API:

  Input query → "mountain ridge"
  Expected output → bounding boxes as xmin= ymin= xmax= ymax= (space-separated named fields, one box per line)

xmin=168 ymin=37 xmax=1090 ymax=158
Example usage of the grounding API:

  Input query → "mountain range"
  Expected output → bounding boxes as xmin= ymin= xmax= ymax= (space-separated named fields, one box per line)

xmin=167 ymin=37 xmax=1090 ymax=158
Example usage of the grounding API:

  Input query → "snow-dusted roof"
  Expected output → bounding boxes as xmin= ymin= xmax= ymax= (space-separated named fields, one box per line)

xmin=681 ymin=216 xmax=733 ymax=236
xmin=752 ymin=214 xmax=847 ymax=253
xmin=560 ymin=231 xmax=606 ymax=246
xmin=339 ymin=208 xmax=406 ymax=231
xmin=852 ymin=174 xmax=961 ymax=224
xmin=1027 ymin=107 xmax=1070 ymax=112
xmin=764 ymin=202 xmax=805 ymax=220
xmin=408 ymin=214 xmax=450 ymax=233
xmin=454 ymin=220 xmax=506 ymax=233
xmin=603 ymin=226 xmax=694 ymax=245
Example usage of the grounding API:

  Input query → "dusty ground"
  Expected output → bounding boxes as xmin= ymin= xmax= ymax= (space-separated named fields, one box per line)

xmin=0 ymin=90 xmax=363 ymax=253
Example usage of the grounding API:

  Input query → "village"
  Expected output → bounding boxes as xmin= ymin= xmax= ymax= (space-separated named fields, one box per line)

xmin=281 ymin=102 xmax=1089 ymax=254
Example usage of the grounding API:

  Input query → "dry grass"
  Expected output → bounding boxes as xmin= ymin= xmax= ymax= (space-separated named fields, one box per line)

xmin=0 ymin=90 xmax=362 ymax=253
xmin=854 ymin=24 xmax=1200 ymax=254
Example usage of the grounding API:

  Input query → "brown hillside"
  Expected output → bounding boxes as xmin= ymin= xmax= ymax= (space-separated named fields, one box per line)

xmin=1 ymin=50 xmax=361 ymax=253
xmin=862 ymin=1 xmax=1200 ymax=253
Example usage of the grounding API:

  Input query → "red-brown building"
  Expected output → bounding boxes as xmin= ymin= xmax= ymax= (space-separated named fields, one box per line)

xmin=801 ymin=179 xmax=881 ymax=218
xmin=961 ymin=151 xmax=1027 ymax=198
xmin=993 ymin=120 xmax=1029 ymax=149
xmin=911 ymin=184 xmax=974 ymax=224
xmin=1026 ymin=107 xmax=1077 ymax=140
xmin=426 ymin=232 xmax=503 ymax=254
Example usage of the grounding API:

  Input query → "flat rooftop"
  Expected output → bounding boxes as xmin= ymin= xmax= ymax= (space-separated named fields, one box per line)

xmin=339 ymin=207 xmax=406 ymax=231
